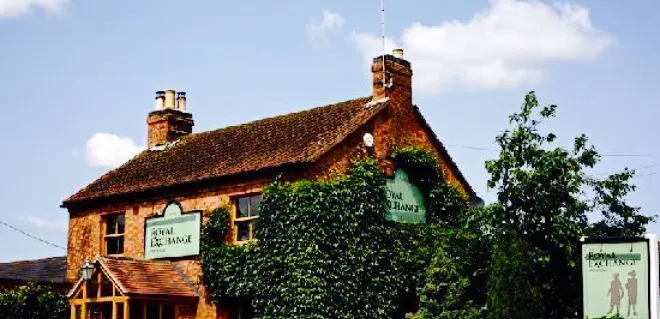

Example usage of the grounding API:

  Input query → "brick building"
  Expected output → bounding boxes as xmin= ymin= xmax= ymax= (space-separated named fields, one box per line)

xmin=62 ymin=50 xmax=480 ymax=319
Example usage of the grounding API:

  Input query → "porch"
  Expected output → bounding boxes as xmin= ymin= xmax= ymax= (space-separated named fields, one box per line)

xmin=68 ymin=256 xmax=198 ymax=319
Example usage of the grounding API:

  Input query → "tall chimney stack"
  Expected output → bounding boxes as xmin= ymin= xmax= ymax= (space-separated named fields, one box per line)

xmin=370 ymin=49 xmax=414 ymax=152
xmin=147 ymin=89 xmax=194 ymax=148
xmin=371 ymin=48 xmax=412 ymax=102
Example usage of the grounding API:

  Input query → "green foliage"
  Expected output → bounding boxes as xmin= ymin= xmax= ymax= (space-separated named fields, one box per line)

xmin=200 ymin=206 xmax=256 ymax=301
xmin=487 ymin=238 xmax=543 ymax=319
xmin=483 ymin=91 xmax=655 ymax=318
xmin=407 ymin=245 xmax=481 ymax=319
xmin=588 ymin=169 xmax=654 ymax=237
xmin=0 ymin=282 xmax=69 ymax=319
xmin=201 ymin=148 xmax=483 ymax=319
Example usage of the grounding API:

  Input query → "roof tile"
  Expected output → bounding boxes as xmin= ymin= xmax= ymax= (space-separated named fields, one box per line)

xmin=100 ymin=257 xmax=198 ymax=298
xmin=0 ymin=256 xmax=67 ymax=284
xmin=65 ymin=96 xmax=385 ymax=204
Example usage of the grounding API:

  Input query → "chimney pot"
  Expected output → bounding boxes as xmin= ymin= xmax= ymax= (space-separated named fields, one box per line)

xmin=392 ymin=48 xmax=404 ymax=59
xmin=155 ymin=91 xmax=165 ymax=109
xmin=164 ymin=89 xmax=176 ymax=109
xmin=148 ymin=89 xmax=194 ymax=148
xmin=176 ymin=91 xmax=187 ymax=112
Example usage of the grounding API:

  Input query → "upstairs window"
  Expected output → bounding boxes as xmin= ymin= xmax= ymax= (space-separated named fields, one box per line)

xmin=103 ymin=213 xmax=125 ymax=255
xmin=234 ymin=194 xmax=261 ymax=243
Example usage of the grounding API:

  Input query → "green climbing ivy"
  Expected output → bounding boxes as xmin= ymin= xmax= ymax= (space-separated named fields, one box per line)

xmin=200 ymin=146 xmax=482 ymax=319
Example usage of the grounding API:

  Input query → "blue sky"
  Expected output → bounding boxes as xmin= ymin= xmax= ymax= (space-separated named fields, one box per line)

xmin=0 ymin=0 xmax=658 ymax=262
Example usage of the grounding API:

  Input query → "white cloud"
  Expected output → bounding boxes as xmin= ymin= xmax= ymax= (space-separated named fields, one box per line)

xmin=19 ymin=215 xmax=68 ymax=232
xmin=351 ymin=0 xmax=614 ymax=93
xmin=85 ymin=133 xmax=144 ymax=168
xmin=307 ymin=10 xmax=345 ymax=40
xmin=0 ymin=0 xmax=70 ymax=19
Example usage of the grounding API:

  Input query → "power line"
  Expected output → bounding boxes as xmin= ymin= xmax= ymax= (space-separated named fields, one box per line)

xmin=635 ymin=172 xmax=658 ymax=179
xmin=0 ymin=219 xmax=66 ymax=251
xmin=444 ymin=144 xmax=654 ymax=158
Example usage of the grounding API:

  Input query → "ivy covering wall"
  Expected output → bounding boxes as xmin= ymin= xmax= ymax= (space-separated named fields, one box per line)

xmin=200 ymin=146 xmax=481 ymax=319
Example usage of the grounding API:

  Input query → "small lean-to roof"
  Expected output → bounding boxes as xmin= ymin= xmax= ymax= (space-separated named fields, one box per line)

xmin=99 ymin=257 xmax=198 ymax=298
xmin=64 ymin=96 xmax=387 ymax=205
xmin=0 ymin=256 xmax=67 ymax=284
xmin=68 ymin=256 xmax=199 ymax=298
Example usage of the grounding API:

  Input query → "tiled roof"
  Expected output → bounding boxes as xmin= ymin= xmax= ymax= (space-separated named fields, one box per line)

xmin=64 ymin=96 xmax=387 ymax=205
xmin=99 ymin=257 xmax=198 ymax=298
xmin=0 ymin=256 xmax=67 ymax=284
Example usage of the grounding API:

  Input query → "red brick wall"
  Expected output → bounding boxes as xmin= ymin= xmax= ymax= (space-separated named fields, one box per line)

xmin=67 ymin=178 xmax=269 ymax=319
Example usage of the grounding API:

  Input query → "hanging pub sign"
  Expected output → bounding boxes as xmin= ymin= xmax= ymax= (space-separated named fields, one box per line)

xmin=385 ymin=169 xmax=426 ymax=224
xmin=144 ymin=200 xmax=201 ymax=260
xmin=581 ymin=235 xmax=659 ymax=319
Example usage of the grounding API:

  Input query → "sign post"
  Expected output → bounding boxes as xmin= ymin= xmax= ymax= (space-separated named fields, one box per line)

xmin=581 ymin=235 xmax=659 ymax=319
xmin=144 ymin=201 xmax=201 ymax=260
xmin=384 ymin=169 xmax=426 ymax=224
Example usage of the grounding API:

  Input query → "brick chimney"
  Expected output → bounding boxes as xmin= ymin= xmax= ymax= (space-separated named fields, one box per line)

xmin=371 ymin=49 xmax=414 ymax=147
xmin=371 ymin=48 xmax=412 ymax=103
xmin=147 ymin=89 xmax=194 ymax=148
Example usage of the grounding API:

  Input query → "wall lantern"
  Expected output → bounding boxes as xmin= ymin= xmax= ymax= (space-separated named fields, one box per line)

xmin=80 ymin=260 xmax=96 ymax=281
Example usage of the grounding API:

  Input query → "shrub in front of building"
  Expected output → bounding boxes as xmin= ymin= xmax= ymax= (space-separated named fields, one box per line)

xmin=201 ymin=146 xmax=482 ymax=319
xmin=0 ymin=282 xmax=69 ymax=319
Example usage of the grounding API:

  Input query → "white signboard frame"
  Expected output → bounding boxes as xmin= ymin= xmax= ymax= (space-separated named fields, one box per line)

xmin=581 ymin=234 xmax=659 ymax=319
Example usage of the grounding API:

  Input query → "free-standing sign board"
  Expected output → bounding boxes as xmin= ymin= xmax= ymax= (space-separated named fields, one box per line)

xmin=581 ymin=235 xmax=659 ymax=319
xmin=385 ymin=169 xmax=426 ymax=224
xmin=144 ymin=201 xmax=201 ymax=260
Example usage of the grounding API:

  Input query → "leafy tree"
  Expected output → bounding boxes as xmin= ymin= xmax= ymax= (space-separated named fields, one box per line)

xmin=0 ymin=282 xmax=69 ymax=319
xmin=587 ymin=169 xmax=654 ymax=237
xmin=483 ymin=91 xmax=654 ymax=318
xmin=487 ymin=237 xmax=543 ymax=319
xmin=407 ymin=243 xmax=481 ymax=319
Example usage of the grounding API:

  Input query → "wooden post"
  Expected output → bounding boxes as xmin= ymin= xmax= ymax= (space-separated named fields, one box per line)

xmin=124 ymin=301 xmax=130 ymax=319
xmin=70 ymin=304 xmax=76 ymax=319
xmin=81 ymin=282 xmax=87 ymax=319
xmin=112 ymin=301 xmax=117 ymax=319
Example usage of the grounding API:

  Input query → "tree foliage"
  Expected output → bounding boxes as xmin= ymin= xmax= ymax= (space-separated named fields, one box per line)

xmin=483 ymin=91 xmax=655 ymax=318
xmin=201 ymin=148 xmax=483 ymax=319
xmin=0 ymin=282 xmax=69 ymax=319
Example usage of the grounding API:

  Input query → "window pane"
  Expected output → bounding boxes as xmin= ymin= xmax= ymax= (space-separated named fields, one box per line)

xmin=86 ymin=279 xmax=98 ymax=298
xmin=106 ymin=236 xmax=124 ymax=255
xmin=236 ymin=221 xmax=250 ymax=241
xmin=237 ymin=197 xmax=249 ymax=218
xmin=129 ymin=301 xmax=143 ymax=319
xmin=250 ymin=195 xmax=261 ymax=217
xmin=162 ymin=304 xmax=175 ymax=319
xmin=116 ymin=303 xmax=125 ymax=319
xmin=146 ymin=302 xmax=159 ymax=319
xmin=106 ymin=215 xmax=117 ymax=235
xmin=100 ymin=275 xmax=113 ymax=297
xmin=88 ymin=302 xmax=112 ymax=319
xmin=116 ymin=214 xmax=125 ymax=234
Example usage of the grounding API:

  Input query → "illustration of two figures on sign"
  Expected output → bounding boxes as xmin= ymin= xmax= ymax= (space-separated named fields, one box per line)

xmin=607 ymin=270 xmax=638 ymax=317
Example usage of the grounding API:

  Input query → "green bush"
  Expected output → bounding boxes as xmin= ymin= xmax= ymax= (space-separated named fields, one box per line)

xmin=0 ymin=282 xmax=69 ymax=319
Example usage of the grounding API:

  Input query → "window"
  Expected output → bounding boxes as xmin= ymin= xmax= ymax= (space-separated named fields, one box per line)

xmin=103 ymin=213 xmax=125 ymax=255
xmin=229 ymin=301 xmax=253 ymax=319
xmin=130 ymin=302 xmax=175 ymax=319
xmin=234 ymin=194 xmax=261 ymax=242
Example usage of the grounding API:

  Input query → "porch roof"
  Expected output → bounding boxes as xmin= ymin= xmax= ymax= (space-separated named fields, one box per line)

xmin=69 ymin=256 xmax=198 ymax=299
